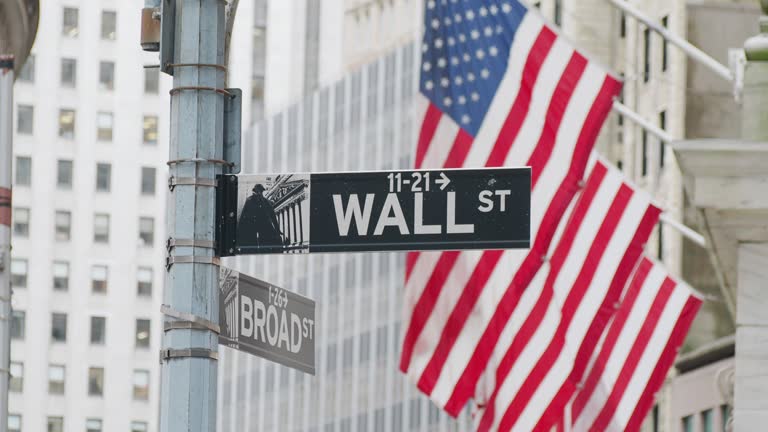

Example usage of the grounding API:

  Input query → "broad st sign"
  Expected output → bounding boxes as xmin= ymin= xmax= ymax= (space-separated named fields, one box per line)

xmin=219 ymin=267 xmax=316 ymax=374
xmin=216 ymin=167 xmax=531 ymax=255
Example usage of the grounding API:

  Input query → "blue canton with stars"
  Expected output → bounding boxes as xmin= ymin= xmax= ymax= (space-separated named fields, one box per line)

xmin=421 ymin=0 xmax=528 ymax=137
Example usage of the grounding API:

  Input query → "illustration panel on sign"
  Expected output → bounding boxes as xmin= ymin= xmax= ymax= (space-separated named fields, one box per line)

xmin=236 ymin=174 xmax=310 ymax=254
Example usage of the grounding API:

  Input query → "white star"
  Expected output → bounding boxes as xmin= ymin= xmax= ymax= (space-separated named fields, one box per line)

xmin=441 ymin=77 xmax=450 ymax=87
xmin=454 ymin=76 xmax=463 ymax=85
xmin=484 ymin=26 xmax=493 ymax=37
xmin=466 ymin=10 xmax=475 ymax=20
xmin=461 ymin=115 xmax=471 ymax=124
xmin=434 ymin=38 xmax=444 ymax=48
xmin=496 ymin=25 xmax=504 ymax=34
xmin=425 ymin=81 xmax=434 ymax=90
xmin=451 ymin=57 xmax=460 ymax=66
xmin=476 ymin=49 xmax=485 ymax=60
xmin=489 ymin=46 xmax=499 ymax=56
xmin=463 ymin=53 xmax=471 ymax=62
xmin=427 ymin=1 xmax=435 ymax=10
xmin=431 ymin=19 xmax=440 ymax=29
xmin=490 ymin=5 xmax=498 ymax=15
xmin=444 ymin=17 xmax=452 ymax=26
xmin=471 ymin=30 xmax=480 ymax=40
xmin=448 ymin=37 xmax=456 ymax=46
xmin=481 ymin=69 xmax=490 ymax=79
xmin=422 ymin=43 xmax=429 ymax=53
xmin=471 ymin=92 xmax=479 ymax=101
xmin=454 ymin=14 xmax=462 ymax=23
xmin=458 ymin=95 xmax=467 ymax=105
xmin=502 ymin=3 xmax=512 ymax=13
xmin=467 ymin=72 xmax=476 ymax=82
xmin=437 ymin=58 xmax=447 ymax=68
xmin=444 ymin=97 xmax=452 ymax=107
xmin=423 ymin=62 xmax=432 ymax=72
xmin=458 ymin=34 xmax=466 ymax=43
xmin=479 ymin=7 xmax=488 ymax=17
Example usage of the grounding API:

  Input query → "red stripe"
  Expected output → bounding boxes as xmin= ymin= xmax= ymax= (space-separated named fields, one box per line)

xmin=442 ymin=129 xmax=474 ymax=169
xmin=475 ymin=165 xmax=609 ymax=429
xmin=416 ymin=51 xmax=588 ymax=398
xmin=417 ymin=250 xmax=505 ymax=392
xmin=443 ymin=90 xmax=606 ymax=415
xmin=624 ymin=295 xmax=702 ymax=432
xmin=415 ymin=104 xmax=442 ymax=169
xmin=528 ymin=53 xmax=587 ymax=188
xmin=571 ymin=258 xmax=654 ymax=419
xmin=590 ymin=277 xmax=678 ymax=431
xmin=399 ymin=251 xmax=460 ymax=373
xmin=496 ymin=184 xmax=634 ymax=431
xmin=405 ymin=252 xmax=419 ymax=282
xmin=485 ymin=27 xmax=557 ymax=167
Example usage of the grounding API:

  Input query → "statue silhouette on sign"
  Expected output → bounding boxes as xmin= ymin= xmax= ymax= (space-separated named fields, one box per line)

xmin=238 ymin=184 xmax=284 ymax=250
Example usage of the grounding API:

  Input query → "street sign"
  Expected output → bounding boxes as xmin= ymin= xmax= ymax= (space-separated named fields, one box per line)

xmin=218 ymin=267 xmax=316 ymax=375
xmin=217 ymin=167 xmax=531 ymax=255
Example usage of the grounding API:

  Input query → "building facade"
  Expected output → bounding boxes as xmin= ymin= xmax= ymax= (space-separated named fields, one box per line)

xmin=8 ymin=2 xmax=169 ymax=431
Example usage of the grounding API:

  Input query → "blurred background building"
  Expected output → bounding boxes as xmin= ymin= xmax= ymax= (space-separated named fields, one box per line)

xmin=6 ymin=2 xmax=169 ymax=431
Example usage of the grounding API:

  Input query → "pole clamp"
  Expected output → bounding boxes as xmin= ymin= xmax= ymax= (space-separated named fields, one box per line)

xmin=166 ymin=238 xmax=217 ymax=251
xmin=167 ymin=158 xmax=234 ymax=168
xmin=165 ymin=255 xmax=220 ymax=270
xmin=160 ymin=348 xmax=219 ymax=364
xmin=168 ymin=176 xmax=218 ymax=191
xmin=169 ymin=86 xmax=233 ymax=98
xmin=161 ymin=304 xmax=220 ymax=334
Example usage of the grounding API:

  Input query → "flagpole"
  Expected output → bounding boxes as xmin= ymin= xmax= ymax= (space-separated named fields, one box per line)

xmin=612 ymin=100 xmax=673 ymax=143
xmin=605 ymin=0 xmax=734 ymax=83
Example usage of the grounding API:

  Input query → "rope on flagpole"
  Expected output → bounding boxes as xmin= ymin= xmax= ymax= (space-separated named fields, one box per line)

xmin=605 ymin=0 xmax=734 ymax=83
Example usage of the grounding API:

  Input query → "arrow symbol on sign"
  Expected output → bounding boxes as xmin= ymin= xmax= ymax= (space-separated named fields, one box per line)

xmin=436 ymin=172 xmax=451 ymax=191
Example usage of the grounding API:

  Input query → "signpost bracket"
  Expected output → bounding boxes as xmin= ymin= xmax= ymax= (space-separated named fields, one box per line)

xmin=165 ymin=255 xmax=220 ymax=271
xmin=160 ymin=348 xmax=219 ymax=364
xmin=223 ymin=88 xmax=242 ymax=174
xmin=161 ymin=304 xmax=221 ymax=334
xmin=168 ymin=176 xmax=218 ymax=191
xmin=166 ymin=238 xmax=217 ymax=251
xmin=215 ymin=175 xmax=239 ymax=257
xmin=159 ymin=0 xmax=176 ymax=76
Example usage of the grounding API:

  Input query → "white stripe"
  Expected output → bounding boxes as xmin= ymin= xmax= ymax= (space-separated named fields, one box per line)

xmin=403 ymin=251 xmax=444 ymax=334
xmin=406 ymin=250 xmax=484 ymax=381
xmin=427 ymin=67 xmax=610 ymax=406
xmin=573 ymin=265 xmax=666 ymax=431
xmin=504 ymin=39 xmax=574 ymax=166
xmin=463 ymin=13 xmax=543 ymax=167
xmin=421 ymin=115 xmax=460 ymax=169
xmin=611 ymin=285 xmax=689 ymax=429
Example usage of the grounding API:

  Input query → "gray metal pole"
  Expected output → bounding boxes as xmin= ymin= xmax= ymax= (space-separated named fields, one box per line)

xmin=159 ymin=1 xmax=225 ymax=431
xmin=0 ymin=55 xmax=15 ymax=432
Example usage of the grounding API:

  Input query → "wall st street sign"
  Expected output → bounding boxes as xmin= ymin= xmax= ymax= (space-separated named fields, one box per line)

xmin=219 ymin=267 xmax=316 ymax=374
xmin=216 ymin=167 xmax=531 ymax=255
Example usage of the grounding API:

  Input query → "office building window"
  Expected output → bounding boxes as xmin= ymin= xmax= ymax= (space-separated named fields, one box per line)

xmin=94 ymin=214 xmax=110 ymax=243
xmin=88 ymin=367 xmax=104 ymax=396
xmin=96 ymin=163 xmax=111 ymax=191
xmin=47 ymin=417 xmax=64 ymax=432
xmin=99 ymin=61 xmax=115 ymax=91
xmin=143 ymin=115 xmax=158 ymax=145
xmin=7 ymin=415 xmax=20 ymax=432
xmin=55 ymin=210 xmax=71 ymax=241
xmin=701 ymin=408 xmax=713 ymax=432
xmin=139 ymin=217 xmax=154 ymax=246
xmin=131 ymin=421 xmax=148 ymax=432
xmin=14 ymin=157 xmax=31 ymax=186
xmin=57 ymin=160 xmax=73 ymax=188
xmin=17 ymin=105 xmax=33 ymax=134
xmin=133 ymin=369 xmax=150 ymax=400
xmin=721 ymin=405 xmax=730 ymax=431
xmin=91 ymin=265 xmax=108 ymax=294
xmin=10 ymin=259 xmax=27 ymax=288
xmin=53 ymin=261 xmax=69 ymax=291
xmin=137 ymin=267 xmax=153 ymax=297
xmin=343 ymin=337 xmax=354 ymax=368
xmin=101 ymin=10 xmax=117 ymax=40
xmin=682 ymin=415 xmax=693 ymax=432
xmin=61 ymin=58 xmax=77 ymax=87
xmin=141 ymin=167 xmax=156 ymax=195
xmin=13 ymin=208 xmax=29 ymax=237
xmin=657 ymin=222 xmax=664 ymax=260
xmin=9 ymin=362 xmax=22 ymax=392
xmin=376 ymin=326 xmax=388 ymax=360
xmin=10 ymin=311 xmax=24 ymax=340
xmin=643 ymin=27 xmax=651 ymax=82
xmin=51 ymin=312 xmax=67 ymax=342
xmin=59 ymin=108 xmax=75 ymax=139
xmin=144 ymin=68 xmax=159 ymax=94
xmin=48 ymin=364 xmax=65 ymax=394
xmin=87 ymin=419 xmax=102 ymax=432
xmin=652 ymin=404 xmax=660 ymax=432
xmin=135 ymin=319 xmax=150 ymax=348
xmin=620 ymin=13 xmax=626 ymax=38
xmin=662 ymin=16 xmax=669 ymax=72
xmin=18 ymin=54 xmax=34 ymax=82
xmin=97 ymin=112 xmax=113 ymax=141
xmin=359 ymin=331 xmax=370 ymax=364
xmin=63 ymin=7 xmax=79 ymax=37
xmin=659 ymin=110 xmax=667 ymax=168
xmin=91 ymin=316 xmax=106 ymax=345
xmin=641 ymin=130 xmax=648 ymax=177
xmin=554 ymin=0 xmax=562 ymax=26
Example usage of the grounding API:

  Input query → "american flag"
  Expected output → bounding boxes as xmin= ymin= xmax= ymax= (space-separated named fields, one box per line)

xmin=400 ymin=0 xmax=621 ymax=416
xmin=569 ymin=258 xmax=702 ymax=432
xmin=474 ymin=158 xmax=662 ymax=431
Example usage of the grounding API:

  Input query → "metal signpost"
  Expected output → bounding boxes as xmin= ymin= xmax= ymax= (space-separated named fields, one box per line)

xmin=218 ymin=267 xmax=316 ymax=374
xmin=217 ymin=167 xmax=532 ymax=256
